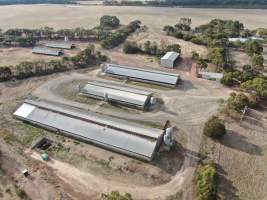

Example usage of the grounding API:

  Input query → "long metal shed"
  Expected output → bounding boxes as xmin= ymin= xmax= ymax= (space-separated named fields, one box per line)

xmin=80 ymin=81 xmax=152 ymax=110
xmin=14 ymin=100 xmax=165 ymax=161
xmin=45 ymin=41 xmax=75 ymax=49
xmin=102 ymin=63 xmax=180 ymax=87
xmin=32 ymin=47 xmax=63 ymax=56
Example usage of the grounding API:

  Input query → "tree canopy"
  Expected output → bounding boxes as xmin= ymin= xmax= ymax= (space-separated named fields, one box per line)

xmin=203 ymin=116 xmax=226 ymax=139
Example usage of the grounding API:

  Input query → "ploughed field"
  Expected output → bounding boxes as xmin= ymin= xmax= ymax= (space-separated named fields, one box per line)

xmin=0 ymin=5 xmax=266 ymax=31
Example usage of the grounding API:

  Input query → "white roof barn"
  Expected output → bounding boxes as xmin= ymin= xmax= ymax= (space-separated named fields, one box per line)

xmin=160 ymin=51 xmax=180 ymax=68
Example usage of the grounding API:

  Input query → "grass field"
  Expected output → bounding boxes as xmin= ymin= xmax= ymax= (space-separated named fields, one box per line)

xmin=0 ymin=5 xmax=266 ymax=31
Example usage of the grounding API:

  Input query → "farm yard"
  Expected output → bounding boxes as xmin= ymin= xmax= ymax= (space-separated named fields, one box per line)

xmin=0 ymin=6 xmax=267 ymax=200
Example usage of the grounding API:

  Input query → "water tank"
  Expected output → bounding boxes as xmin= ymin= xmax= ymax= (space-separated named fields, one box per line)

xmin=150 ymin=97 xmax=157 ymax=105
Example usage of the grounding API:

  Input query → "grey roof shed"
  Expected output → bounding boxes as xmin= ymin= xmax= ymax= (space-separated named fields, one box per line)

xmin=102 ymin=63 xmax=180 ymax=87
xmin=14 ymin=100 xmax=165 ymax=161
xmin=45 ymin=41 xmax=75 ymax=49
xmin=160 ymin=51 xmax=180 ymax=68
xmin=80 ymin=81 xmax=152 ymax=109
xmin=32 ymin=47 xmax=63 ymax=56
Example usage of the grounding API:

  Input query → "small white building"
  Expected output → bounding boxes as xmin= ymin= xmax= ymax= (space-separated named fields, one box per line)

xmin=228 ymin=36 xmax=264 ymax=43
xmin=160 ymin=51 xmax=180 ymax=68
xmin=199 ymin=72 xmax=223 ymax=81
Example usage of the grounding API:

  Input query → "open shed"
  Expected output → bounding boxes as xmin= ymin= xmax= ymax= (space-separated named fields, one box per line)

xmin=160 ymin=51 xmax=180 ymax=68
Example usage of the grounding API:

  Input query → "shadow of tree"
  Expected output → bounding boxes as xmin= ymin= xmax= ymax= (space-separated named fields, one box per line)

xmin=217 ymin=164 xmax=240 ymax=200
xmin=219 ymin=130 xmax=262 ymax=156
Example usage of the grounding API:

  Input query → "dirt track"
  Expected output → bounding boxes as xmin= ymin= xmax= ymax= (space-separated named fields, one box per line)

xmin=29 ymin=63 xmax=231 ymax=199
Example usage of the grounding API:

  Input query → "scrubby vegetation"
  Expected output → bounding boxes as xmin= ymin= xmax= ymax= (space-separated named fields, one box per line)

xmin=100 ymin=15 xmax=120 ymax=28
xmin=123 ymin=40 xmax=181 ymax=57
xmin=0 ymin=45 xmax=107 ymax=81
xmin=100 ymin=20 xmax=141 ymax=49
xmin=113 ymin=0 xmax=267 ymax=8
xmin=203 ymin=116 xmax=226 ymax=139
xmin=196 ymin=162 xmax=217 ymax=200
xmin=226 ymin=92 xmax=257 ymax=113
xmin=0 ymin=16 xmax=138 ymax=48
xmin=101 ymin=191 xmax=133 ymax=200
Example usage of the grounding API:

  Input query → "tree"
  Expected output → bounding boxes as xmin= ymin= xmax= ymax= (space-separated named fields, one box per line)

xmin=0 ymin=67 xmax=12 ymax=81
xmin=101 ymin=191 xmax=133 ymax=200
xmin=252 ymin=54 xmax=264 ymax=69
xmin=245 ymin=40 xmax=263 ymax=56
xmin=100 ymin=15 xmax=120 ymax=28
xmin=227 ymin=92 xmax=250 ymax=112
xmin=165 ymin=44 xmax=181 ymax=54
xmin=175 ymin=18 xmax=192 ymax=31
xmin=197 ymin=58 xmax=208 ymax=69
xmin=123 ymin=41 xmax=142 ymax=54
xmin=203 ymin=116 xmax=226 ymax=139
xmin=209 ymin=48 xmax=226 ymax=68
xmin=241 ymin=78 xmax=267 ymax=98
xmin=196 ymin=162 xmax=217 ymax=200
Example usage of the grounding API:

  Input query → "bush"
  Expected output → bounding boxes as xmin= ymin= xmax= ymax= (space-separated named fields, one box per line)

xmin=196 ymin=162 xmax=217 ymax=200
xmin=227 ymin=92 xmax=250 ymax=112
xmin=123 ymin=41 xmax=142 ymax=54
xmin=241 ymin=77 xmax=267 ymax=98
xmin=100 ymin=15 xmax=120 ymax=28
xmin=101 ymin=191 xmax=133 ymax=200
xmin=252 ymin=54 xmax=264 ymax=69
xmin=203 ymin=116 xmax=226 ymax=139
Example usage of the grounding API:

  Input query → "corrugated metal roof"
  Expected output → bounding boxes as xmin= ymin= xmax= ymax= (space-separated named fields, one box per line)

xmin=45 ymin=41 xmax=74 ymax=49
xmin=103 ymin=63 xmax=180 ymax=86
xmin=14 ymin=100 xmax=164 ymax=160
xmin=161 ymin=51 xmax=180 ymax=61
xmin=32 ymin=47 xmax=63 ymax=56
xmin=199 ymin=72 xmax=223 ymax=80
xmin=80 ymin=81 xmax=152 ymax=108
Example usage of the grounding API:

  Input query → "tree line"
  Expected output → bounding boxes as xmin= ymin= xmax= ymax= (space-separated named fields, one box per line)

xmin=0 ymin=16 xmax=140 ymax=49
xmin=0 ymin=0 xmax=75 ymax=5
xmin=0 ymin=45 xmax=107 ymax=81
xmin=110 ymin=0 xmax=267 ymax=8
xmin=123 ymin=40 xmax=181 ymax=57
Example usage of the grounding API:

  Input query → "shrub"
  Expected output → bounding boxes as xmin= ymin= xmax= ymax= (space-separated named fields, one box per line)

xmin=101 ymin=191 xmax=133 ymax=200
xmin=203 ymin=116 xmax=226 ymax=139
xmin=100 ymin=15 xmax=120 ymax=28
xmin=227 ymin=92 xmax=250 ymax=112
xmin=252 ymin=54 xmax=264 ymax=69
xmin=123 ymin=41 xmax=142 ymax=54
xmin=196 ymin=162 xmax=217 ymax=200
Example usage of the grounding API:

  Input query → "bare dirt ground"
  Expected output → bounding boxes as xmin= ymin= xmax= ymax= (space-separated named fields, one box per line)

xmin=0 ymin=42 xmax=89 ymax=66
xmin=202 ymin=110 xmax=267 ymax=200
xmin=0 ymin=5 xmax=266 ymax=31
xmin=229 ymin=49 xmax=251 ymax=68
xmin=0 ymin=47 xmax=230 ymax=199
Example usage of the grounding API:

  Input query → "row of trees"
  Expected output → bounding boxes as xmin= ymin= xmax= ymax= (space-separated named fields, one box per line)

xmin=123 ymin=40 xmax=181 ymax=56
xmin=0 ymin=15 xmax=124 ymax=47
xmin=0 ymin=45 xmax=107 ymax=81
xmin=100 ymin=20 xmax=141 ymax=49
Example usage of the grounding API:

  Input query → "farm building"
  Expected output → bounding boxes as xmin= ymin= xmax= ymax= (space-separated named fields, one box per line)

xmin=102 ymin=63 xmax=180 ymax=87
xmin=45 ymin=41 xmax=75 ymax=49
xmin=32 ymin=47 xmax=63 ymax=56
xmin=80 ymin=81 xmax=153 ymax=110
xmin=14 ymin=99 xmax=166 ymax=161
xmin=160 ymin=51 xmax=180 ymax=68
xmin=199 ymin=71 xmax=223 ymax=81
xmin=228 ymin=36 xmax=264 ymax=43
